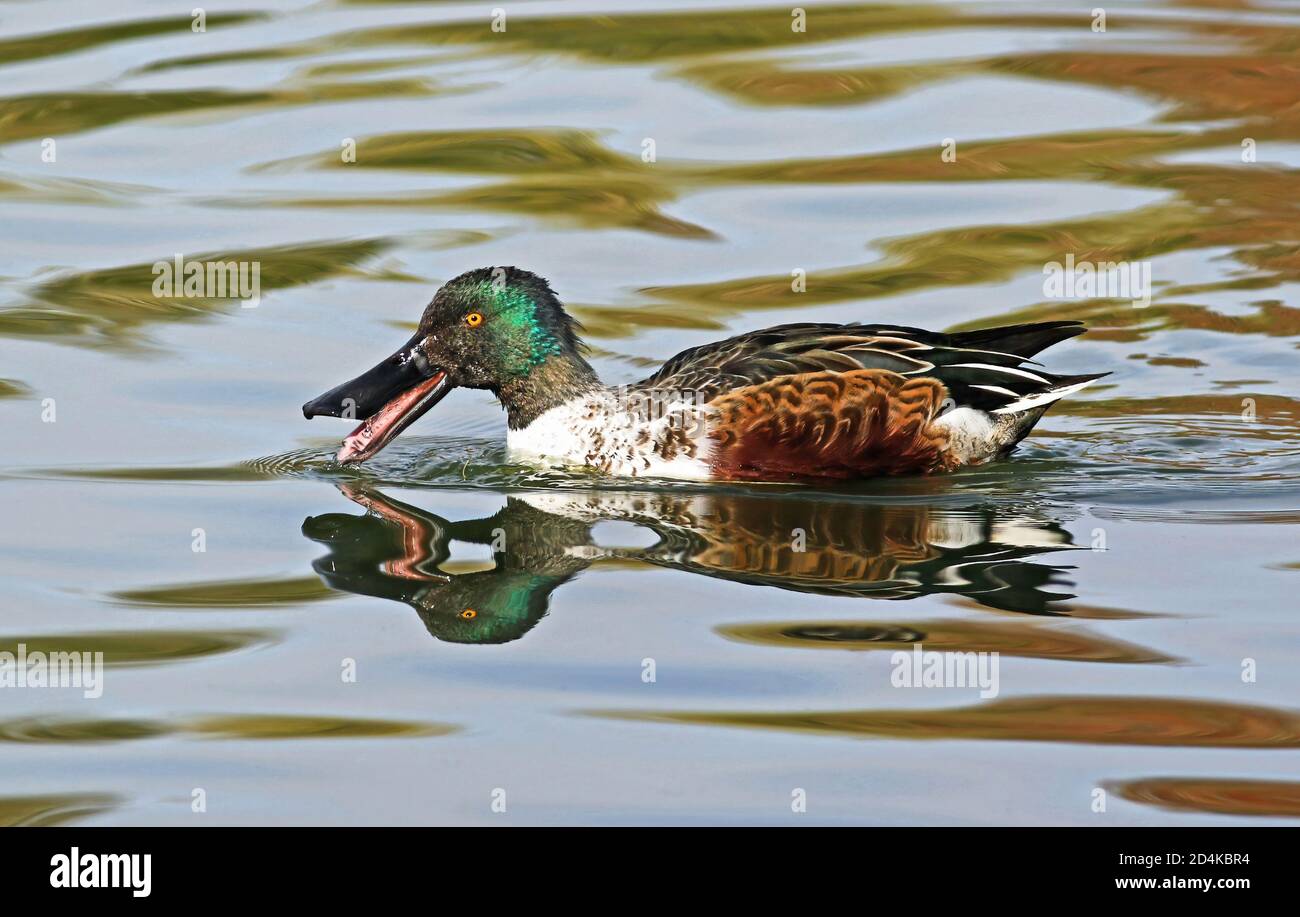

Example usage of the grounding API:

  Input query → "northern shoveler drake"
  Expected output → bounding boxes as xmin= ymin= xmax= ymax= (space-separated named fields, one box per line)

xmin=302 ymin=266 xmax=1106 ymax=481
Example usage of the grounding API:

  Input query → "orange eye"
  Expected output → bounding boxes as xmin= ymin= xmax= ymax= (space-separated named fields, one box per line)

xmin=460 ymin=608 xmax=478 ymax=620
xmin=465 ymin=312 xmax=483 ymax=327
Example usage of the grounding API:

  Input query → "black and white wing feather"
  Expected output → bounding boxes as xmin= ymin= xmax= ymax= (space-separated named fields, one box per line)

xmin=639 ymin=320 xmax=1105 ymax=412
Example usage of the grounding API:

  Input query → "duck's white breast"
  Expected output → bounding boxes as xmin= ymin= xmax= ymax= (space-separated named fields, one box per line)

xmin=506 ymin=390 xmax=715 ymax=480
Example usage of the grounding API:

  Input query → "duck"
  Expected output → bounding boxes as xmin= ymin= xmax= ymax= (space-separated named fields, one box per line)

xmin=302 ymin=266 xmax=1106 ymax=481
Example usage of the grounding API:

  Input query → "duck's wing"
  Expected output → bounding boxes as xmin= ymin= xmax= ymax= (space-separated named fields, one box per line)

xmin=637 ymin=320 xmax=1099 ymax=412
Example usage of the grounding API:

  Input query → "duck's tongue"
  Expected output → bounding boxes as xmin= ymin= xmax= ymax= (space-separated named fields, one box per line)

xmin=337 ymin=371 xmax=448 ymax=463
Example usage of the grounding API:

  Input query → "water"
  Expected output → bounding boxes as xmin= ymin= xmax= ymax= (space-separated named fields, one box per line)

xmin=1 ymin=0 xmax=1298 ymax=825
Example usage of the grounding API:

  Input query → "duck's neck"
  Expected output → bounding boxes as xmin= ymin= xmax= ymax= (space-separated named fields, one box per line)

xmin=497 ymin=350 xmax=602 ymax=430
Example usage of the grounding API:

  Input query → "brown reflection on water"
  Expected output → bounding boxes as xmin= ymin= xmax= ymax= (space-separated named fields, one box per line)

xmin=3 ymin=238 xmax=402 ymax=349
xmin=600 ymin=696 xmax=1300 ymax=748
xmin=189 ymin=2 xmax=1300 ymax=344
xmin=0 ymin=793 xmax=122 ymax=827
xmin=1057 ymin=392 xmax=1300 ymax=420
xmin=1110 ymin=777 xmax=1300 ymax=818
xmin=678 ymin=58 xmax=963 ymax=108
xmin=257 ymin=129 xmax=645 ymax=176
xmin=945 ymin=299 xmax=1300 ymax=346
xmin=635 ymin=16 xmax=1299 ymax=334
xmin=189 ymin=715 xmax=453 ymax=740
xmin=292 ymin=4 xmax=964 ymax=67
xmin=0 ymin=714 xmax=451 ymax=744
xmin=256 ymin=128 xmax=712 ymax=238
xmin=1 ymin=630 xmax=274 ymax=666
xmin=717 ymin=618 xmax=1175 ymax=664
xmin=0 ymin=78 xmax=440 ymax=146
xmin=0 ymin=2 xmax=1294 ymax=356
xmin=111 ymin=575 xmax=341 ymax=608
xmin=636 ymin=180 xmax=1297 ymax=334
xmin=0 ymin=12 xmax=264 ymax=67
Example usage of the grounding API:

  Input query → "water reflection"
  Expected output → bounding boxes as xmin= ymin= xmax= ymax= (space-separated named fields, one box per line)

xmin=302 ymin=484 xmax=1081 ymax=644
xmin=0 ymin=630 xmax=274 ymax=666
xmin=0 ymin=713 xmax=450 ymax=744
xmin=0 ymin=793 xmax=122 ymax=827
xmin=717 ymin=617 xmax=1175 ymax=665
xmin=1109 ymin=777 xmax=1300 ymax=818
xmin=597 ymin=696 xmax=1300 ymax=749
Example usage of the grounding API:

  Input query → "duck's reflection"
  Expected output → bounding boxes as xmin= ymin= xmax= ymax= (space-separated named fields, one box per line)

xmin=302 ymin=484 xmax=1078 ymax=644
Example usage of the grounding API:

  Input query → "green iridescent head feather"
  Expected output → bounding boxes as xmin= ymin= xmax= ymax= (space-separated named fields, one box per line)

xmin=470 ymin=277 xmax=566 ymax=370
xmin=421 ymin=265 xmax=587 ymax=379
xmin=416 ymin=266 xmax=598 ymax=428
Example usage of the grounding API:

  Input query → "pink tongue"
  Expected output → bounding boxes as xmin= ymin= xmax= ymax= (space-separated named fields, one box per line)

xmin=336 ymin=372 xmax=446 ymax=463
xmin=337 ymin=420 xmax=382 ymax=463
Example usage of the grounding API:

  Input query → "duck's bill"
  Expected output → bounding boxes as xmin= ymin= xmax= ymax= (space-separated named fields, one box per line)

xmin=302 ymin=337 xmax=451 ymax=464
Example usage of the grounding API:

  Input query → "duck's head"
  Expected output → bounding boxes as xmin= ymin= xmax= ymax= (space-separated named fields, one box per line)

xmin=303 ymin=266 xmax=595 ymax=462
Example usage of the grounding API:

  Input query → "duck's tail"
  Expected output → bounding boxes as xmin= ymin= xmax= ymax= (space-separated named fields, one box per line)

xmin=946 ymin=320 xmax=1087 ymax=361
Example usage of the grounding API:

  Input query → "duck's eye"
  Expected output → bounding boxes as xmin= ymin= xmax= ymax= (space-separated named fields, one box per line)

xmin=465 ymin=312 xmax=484 ymax=327
xmin=459 ymin=608 xmax=477 ymax=619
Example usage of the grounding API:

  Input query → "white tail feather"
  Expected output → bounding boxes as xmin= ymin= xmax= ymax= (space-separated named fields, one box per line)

xmin=991 ymin=377 xmax=1100 ymax=414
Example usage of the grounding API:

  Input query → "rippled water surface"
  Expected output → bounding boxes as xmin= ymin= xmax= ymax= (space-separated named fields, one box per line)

xmin=2 ymin=0 xmax=1298 ymax=825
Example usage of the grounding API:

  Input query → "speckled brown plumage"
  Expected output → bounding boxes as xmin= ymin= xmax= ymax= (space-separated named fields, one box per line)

xmin=707 ymin=369 xmax=958 ymax=480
